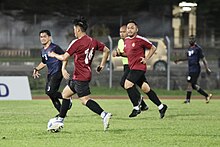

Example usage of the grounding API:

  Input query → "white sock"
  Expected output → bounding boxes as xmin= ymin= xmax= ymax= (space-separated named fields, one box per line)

xmin=133 ymin=106 xmax=140 ymax=110
xmin=101 ymin=111 xmax=106 ymax=119
xmin=158 ymin=104 xmax=164 ymax=110
xmin=58 ymin=117 xmax=64 ymax=121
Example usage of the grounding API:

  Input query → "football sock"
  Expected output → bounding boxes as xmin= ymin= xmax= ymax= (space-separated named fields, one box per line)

xmin=86 ymin=99 xmax=104 ymax=115
xmin=126 ymin=86 xmax=140 ymax=107
xmin=158 ymin=104 xmax=164 ymax=110
xmin=186 ymin=91 xmax=192 ymax=101
xmin=141 ymin=100 xmax=147 ymax=107
xmin=146 ymin=89 xmax=161 ymax=106
xmin=59 ymin=99 xmax=71 ymax=118
xmin=197 ymin=88 xmax=208 ymax=97
xmin=50 ymin=97 xmax=61 ymax=112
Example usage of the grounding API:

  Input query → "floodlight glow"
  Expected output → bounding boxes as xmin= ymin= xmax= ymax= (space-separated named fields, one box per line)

xmin=179 ymin=1 xmax=197 ymax=7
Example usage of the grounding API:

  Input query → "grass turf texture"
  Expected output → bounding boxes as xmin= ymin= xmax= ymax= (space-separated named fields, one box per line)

xmin=0 ymin=99 xmax=220 ymax=147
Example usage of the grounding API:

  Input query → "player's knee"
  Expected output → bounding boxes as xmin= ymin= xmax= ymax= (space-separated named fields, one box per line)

xmin=124 ymin=80 xmax=134 ymax=89
xmin=80 ymin=96 xmax=89 ymax=105
xmin=192 ymin=84 xmax=200 ymax=90
xmin=141 ymin=82 xmax=150 ymax=93
xmin=46 ymin=90 xmax=56 ymax=98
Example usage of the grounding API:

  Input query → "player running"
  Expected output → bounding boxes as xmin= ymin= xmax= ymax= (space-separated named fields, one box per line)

xmin=33 ymin=30 xmax=72 ymax=116
xmin=121 ymin=20 xmax=167 ymax=118
xmin=47 ymin=16 xmax=112 ymax=132
xmin=174 ymin=35 xmax=212 ymax=104
xmin=113 ymin=25 xmax=149 ymax=116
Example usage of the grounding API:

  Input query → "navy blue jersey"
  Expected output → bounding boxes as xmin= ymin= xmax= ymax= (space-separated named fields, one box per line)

xmin=187 ymin=44 xmax=204 ymax=73
xmin=41 ymin=43 xmax=64 ymax=75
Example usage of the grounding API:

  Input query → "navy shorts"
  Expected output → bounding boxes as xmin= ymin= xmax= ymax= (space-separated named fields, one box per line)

xmin=187 ymin=72 xmax=200 ymax=85
xmin=46 ymin=71 xmax=63 ymax=93
xmin=68 ymin=80 xmax=91 ymax=98
xmin=126 ymin=70 xmax=148 ymax=88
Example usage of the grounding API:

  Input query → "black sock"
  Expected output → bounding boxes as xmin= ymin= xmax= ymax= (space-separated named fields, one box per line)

xmin=86 ymin=99 xmax=104 ymax=115
xmin=59 ymin=99 xmax=70 ymax=118
xmin=186 ymin=91 xmax=192 ymax=101
xmin=126 ymin=86 xmax=140 ymax=107
xmin=141 ymin=100 xmax=147 ymax=107
xmin=55 ymin=92 xmax=63 ymax=99
xmin=146 ymin=89 xmax=161 ymax=106
xmin=197 ymin=88 xmax=208 ymax=97
xmin=50 ymin=97 xmax=61 ymax=112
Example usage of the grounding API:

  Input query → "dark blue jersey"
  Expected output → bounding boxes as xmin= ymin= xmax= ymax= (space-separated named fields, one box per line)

xmin=41 ymin=43 xmax=64 ymax=75
xmin=187 ymin=44 xmax=204 ymax=73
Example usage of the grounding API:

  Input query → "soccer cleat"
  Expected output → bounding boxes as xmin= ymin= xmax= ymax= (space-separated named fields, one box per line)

xmin=159 ymin=104 xmax=167 ymax=119
xmin=129 ymin=109 xmax=141 ymax=118
xmin=140 ymin=105 xmax=149 ymax=111
xmin=206 ymin=94 xmax=212 ymax=103
xmin=183 ymin=100 xmax=190 ymax=104
xmin=47 ymin=117 xmax=64 ymax=133
xmin=103 ymin=113 xmax=112 ymax=131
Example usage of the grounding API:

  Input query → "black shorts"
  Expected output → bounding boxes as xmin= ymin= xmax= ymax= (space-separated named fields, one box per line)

xmin=46 ymin=71 xmax=63 ymax=93
xmin=187 ymin=72 xmax=200 ymax=85
xmin=68 ymin=80 xmax=91 ymax=98
xmin=126 ymin=70 xmax=148 ymax=88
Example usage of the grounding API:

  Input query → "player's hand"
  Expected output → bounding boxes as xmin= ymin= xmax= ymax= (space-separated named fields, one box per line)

xmin=32 ymin=68 xmax=41 ymax=79
xmin=48 ymin=51 xmax=55 ymax=57
xmin=140 ymin=57 xmax=147 ymax=64
xmin=62 ymin=69 xmax=70 ymax=80
xmin=96 ymin=65 xmax=104 ymax=73
xmin=206 ymin=68 xmax=211 ymax=75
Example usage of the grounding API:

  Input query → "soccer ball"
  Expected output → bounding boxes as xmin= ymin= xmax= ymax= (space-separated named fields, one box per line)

xmin=47 ymin=118 xmax=63 ymax=133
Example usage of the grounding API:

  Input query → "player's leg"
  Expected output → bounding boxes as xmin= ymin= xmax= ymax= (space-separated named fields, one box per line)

xmin=124 ymin=70 xmax=144 ymax=117
xmin=184 ymin=74 xmax=193 ymax=103
xmin=191 ymin=73 xmax=212 ymax=103
xmin=140 ymin=76 xmax=167 ymax=118
xmin=77 ymin=81 xmax=111 ymax=131
xmin=137 ymin=81 xmax=148 ymax=111
xmin=47 ymin=84 xmax=74 ymax=132
xmin=45 ymin=74 xmax=62 ymax=112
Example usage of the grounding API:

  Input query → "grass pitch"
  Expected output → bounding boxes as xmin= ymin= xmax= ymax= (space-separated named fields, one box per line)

xmin=0 ymin=99 xmax=220 ymax=147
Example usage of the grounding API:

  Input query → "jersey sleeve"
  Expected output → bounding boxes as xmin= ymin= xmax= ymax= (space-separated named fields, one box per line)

xmin=198 ymin=47 xmax=204 ymax=59
xmin=118 ymin=39 xmax=124 ymax=52
xmin=142 ymin=37 xmax=152 ymax=49
xmin=41 ymin=51 xmax=46 ymax=64
xmin=66 ymin=39 xmax=78 ymax=56
xmin=54 ymin=46 xmax=65 ymax=55
xmin=94 ymin=39 xmax=105 ymax=51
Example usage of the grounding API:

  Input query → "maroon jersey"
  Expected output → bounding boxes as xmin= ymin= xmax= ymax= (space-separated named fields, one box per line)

xmin=66 ymin=35 xmax=105 ymax=81
xmin=124 ymin=35 xmax=152 ymax=71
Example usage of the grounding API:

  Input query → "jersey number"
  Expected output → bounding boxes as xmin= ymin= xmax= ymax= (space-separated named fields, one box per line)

xmin=85 ymin=48 xmax=94 ymax=64
xmin=188 ymin=50 xmax=194 ymax=56
xmin=43 ymin=54 xmax=48 ymax=60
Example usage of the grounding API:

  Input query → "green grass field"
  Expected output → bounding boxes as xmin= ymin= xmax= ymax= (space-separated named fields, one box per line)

xmin=0 ymin=99 xmax=220 ymax=147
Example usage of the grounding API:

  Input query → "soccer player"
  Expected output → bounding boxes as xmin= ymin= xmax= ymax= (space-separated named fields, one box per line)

xmin=174 ymin=35 xmax=212 ymax=104
xmin=32 ymin=30 xmax=71 ymax=115
xmin=122 ymin=20 xmax=167 ymax=118
xmin=47 ymin=16 xmax=112 ymax=132
xmin=113 ymin=25 xmax=149 ymax=113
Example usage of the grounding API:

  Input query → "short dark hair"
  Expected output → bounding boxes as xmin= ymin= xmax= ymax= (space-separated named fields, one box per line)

xmin=126 ymin=20 xmax=138 ymax=26
xmin=39 ymin=30 xmax=51 ymax=36
xmin=73 ymin=16 xmax=88 ymax=32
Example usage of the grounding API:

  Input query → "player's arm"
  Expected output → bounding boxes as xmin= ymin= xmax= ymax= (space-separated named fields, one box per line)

xmin=174 ymin=52 xmax=188 ymax=64
xmin=140 ymin=45 xmax=157 ymax=64
xmin=32 ymin=62 xmax=46 ymax=79
xmin=202 ymin=57 xmax=211 ymax=74
xmin=62 ymin=60 xmax=70 ymax=80
xmin=48 ymin=52 xmax=70 ymax=61
xmin=96 ymin=46 xmax=110 ymax=73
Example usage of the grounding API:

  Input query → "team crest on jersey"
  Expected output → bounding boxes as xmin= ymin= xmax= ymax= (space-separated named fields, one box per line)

xmin=132 ymin=43 xmax=135 ymax=47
